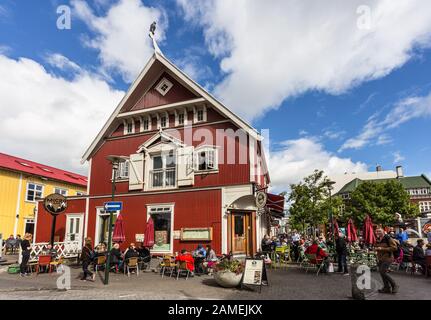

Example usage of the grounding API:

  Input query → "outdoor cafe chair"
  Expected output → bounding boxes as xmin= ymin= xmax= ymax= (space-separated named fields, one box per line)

xmin=36 ymin=255 xmax=52 ymax=274
xmin=303 ymin=253 xmax=324 ymax=276
xmin=160 ymin=256 xmax=177 ymax=278
xmin=124 ymin=257 xmax=139 ymax=277
xmin=49 ymin=257 xmax=64 ymax=273
xmin=175 ymin=260 xmax=191 ymax=280
xmin=93 ymin=255 xmax=107 ymax=272
xmin=274 ymin=246 xmax=289 ymax=269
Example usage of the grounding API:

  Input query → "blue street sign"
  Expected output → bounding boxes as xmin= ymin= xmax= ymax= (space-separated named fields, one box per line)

xmin=104 ymin=201 xmax=123 ymax=212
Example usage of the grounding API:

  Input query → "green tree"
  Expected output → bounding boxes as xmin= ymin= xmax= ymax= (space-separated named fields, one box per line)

xmin=344 ymin=180 xmax=420 ymax=226
xmin=288 ymin=170 xmax=338 ymax=235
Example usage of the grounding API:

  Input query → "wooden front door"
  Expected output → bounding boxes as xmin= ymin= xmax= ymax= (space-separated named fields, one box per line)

xmin=231 ymin=212 xmax=252 ymax=255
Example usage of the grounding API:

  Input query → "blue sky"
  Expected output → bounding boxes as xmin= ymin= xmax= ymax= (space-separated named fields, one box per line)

xmin=0 ymin=0 xmax=430 ymax=191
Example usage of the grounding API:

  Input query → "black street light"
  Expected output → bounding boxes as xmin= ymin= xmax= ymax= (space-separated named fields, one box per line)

xmin=104 ymin=155 xmax=128 ymax=285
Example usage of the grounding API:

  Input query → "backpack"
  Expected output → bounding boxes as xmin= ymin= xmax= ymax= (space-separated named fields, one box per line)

xmin=384 ymin=235 xmax=401 ymax=259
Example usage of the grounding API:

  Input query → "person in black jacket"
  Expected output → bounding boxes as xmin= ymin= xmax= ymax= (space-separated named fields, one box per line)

xmin=19 ymin=233 xmax=32 ymax=277
xmin=110 ymin=243 xmax=123 ymax=272
xmin=413 ymin=239 xmax=426 ymax=274
xmin=335 ymin=232 xmax=349 ymax=275
xmin=80 ymin=238 xmax=95 ymax=281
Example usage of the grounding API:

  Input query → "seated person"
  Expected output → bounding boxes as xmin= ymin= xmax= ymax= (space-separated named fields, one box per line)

xmin=176 ymin=249 xmax=195 ymax=273
xmin=193 ymin=244 xmax=207 ymax=274
xmin=413 ymin=239 xmax=426 ymax=274
xmin=305 ymin=240 xmax=329 ymax=272
xmin=42 ymin=244 xmax=58 ymax=260
xmin=136 ymin=243 xmax=151 ymax=263
xmin=261 ymin=235 xmax=272 ymax=253
xmin=124 ymin=243 xmax=139 ymax=261
xmin=109 ymin=243 xmax=122 ymax=272
xmin=204 ymin=245 xmax=218 ymax=275
xmin=401 ymin=240 xmax=413 ymax=263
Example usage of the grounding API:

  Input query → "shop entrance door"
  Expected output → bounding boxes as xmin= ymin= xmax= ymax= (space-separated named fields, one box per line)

xmin=230 ymin=212 xmax=252 ymax=256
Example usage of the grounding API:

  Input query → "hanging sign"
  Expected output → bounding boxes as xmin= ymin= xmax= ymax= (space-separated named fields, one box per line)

xmin=44 ymin=193 xmax=67 ymax=216
xmin=255 ymin=191 xmax=267 ymax=209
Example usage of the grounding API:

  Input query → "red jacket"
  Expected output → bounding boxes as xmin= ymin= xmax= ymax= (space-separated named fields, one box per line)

xmin=176 ymin=253 xmax=195 ymax=272
xmin=305 ymin=244 xmax=328 ymax=261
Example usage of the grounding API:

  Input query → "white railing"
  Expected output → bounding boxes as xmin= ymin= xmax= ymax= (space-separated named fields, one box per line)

xmin=19 ymin=241 xmax=81 ymax=263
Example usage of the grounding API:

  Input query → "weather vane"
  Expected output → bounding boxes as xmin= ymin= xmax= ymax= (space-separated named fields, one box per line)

xmin=149 ymin=21 xmax=163 ymax=56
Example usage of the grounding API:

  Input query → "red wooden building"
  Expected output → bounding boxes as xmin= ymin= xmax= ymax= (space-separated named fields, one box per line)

xmin=35 ymin=49 xmax=282 ymax=257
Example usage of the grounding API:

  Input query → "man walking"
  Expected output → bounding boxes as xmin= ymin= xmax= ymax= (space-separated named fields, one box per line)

xmin=375 ymin=228 xmax=398 ymax=294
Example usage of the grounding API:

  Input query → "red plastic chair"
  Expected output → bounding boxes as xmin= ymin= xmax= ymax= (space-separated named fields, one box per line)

xmin=36 ymin=255 xmax=52 ymax=274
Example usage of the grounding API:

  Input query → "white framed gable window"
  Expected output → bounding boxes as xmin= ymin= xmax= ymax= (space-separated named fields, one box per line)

xmin=175 ymin=109 xmax=188 ymax=127
xmin=195 ymin=146 xmax=218 ymax=173
xmin=193 ymin=105 xmax=207 ymax=123
xmin=26 ymin=183 xmax=44 ymax=202
xmin=114 ymin=161 xmax=129 ymax=180
xmin=157 ymin=112 xmax=169 ymax=129
xmin=150 ymin=151 xmax=176 ymax=189
xmin=54 ymin=187 xmax=68 ymax=196
xmin=123 ymin=120 xmax=135 ymax=135
xmin=155 ymin=78 xmax=173 ymax=96
xmin=140 ymin=116 xmax=151 ymax=132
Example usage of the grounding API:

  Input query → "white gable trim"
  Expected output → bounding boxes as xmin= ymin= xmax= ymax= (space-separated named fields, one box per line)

xmin=81 ymin=52 xmax=261 ymax=163
xmin=136 ymin=130 xmax=184 ymax=153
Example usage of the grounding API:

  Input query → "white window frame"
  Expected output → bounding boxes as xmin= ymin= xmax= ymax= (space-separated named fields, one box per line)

xmin=194 ymin=146 xmax=219 ymax=174
xmin=54 ymin=187 xmax=68 ymax=196
xmin=149 ymin=151 xmax=177 ymax=189
xmin=146 ymin=203 xmax=174 ymax=254
xmin=123 ymin=119 xmax=135 ymax=135
xmin=94 ymin=208 xmax=119 ymax=246
xmin=419 ymin=201 xmax=431 ymax=213
xmin=193 ymin=105 xmax=207 ymax=124
xmin=114 ymin=161 xmax=129 ymax=180
xmin=155 ymin=78 xmax=173 ymax=96
xmin=175 ymin=108 xmax=188 ymax=127
xmin=157 ymin=112 xmax=169 ymax=130
xmin=140 ymin=115 xmax=151 ymax=132
xmin=25 ymin=182 xmax=44 ymax=202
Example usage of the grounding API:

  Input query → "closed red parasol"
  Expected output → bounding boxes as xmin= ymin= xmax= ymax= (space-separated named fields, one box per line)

xmin=347 ymin=218 xmax=358 ymax=242
xmin=143 ymin=216 xmax=154 ymax=248
xmin=333 ymin=218 xmax=340 ymax=237
xmin=112 ymin=214 xmax=125 ymax=243
xmin=363 ymin=215 xmax=376 ymax=245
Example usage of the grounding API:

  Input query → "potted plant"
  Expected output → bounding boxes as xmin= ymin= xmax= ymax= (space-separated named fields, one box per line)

xmin=213 ymin=259 xmax=244 ymax=288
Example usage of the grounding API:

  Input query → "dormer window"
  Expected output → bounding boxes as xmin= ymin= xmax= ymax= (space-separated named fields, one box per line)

xmin=155 ymin=78 xmax=173 ymax=96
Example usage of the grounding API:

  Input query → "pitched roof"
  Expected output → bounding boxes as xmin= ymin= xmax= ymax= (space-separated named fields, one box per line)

xmin=81 ymin=52 xmax=260 ymax=163
xmin=0 ymin=153 xmax=87 ymax=187
xmin=337 ymin=175 xmax=431 ymax=194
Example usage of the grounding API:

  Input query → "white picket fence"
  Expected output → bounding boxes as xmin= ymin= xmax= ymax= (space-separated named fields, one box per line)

xmin=19 ymin=241 xmax=81 ymax=263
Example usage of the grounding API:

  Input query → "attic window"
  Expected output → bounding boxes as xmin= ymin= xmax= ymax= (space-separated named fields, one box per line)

xmin=38 ymin=166 xmax=53 ymax=173
xmin=155 ymin=78 xmax=173 ymax=96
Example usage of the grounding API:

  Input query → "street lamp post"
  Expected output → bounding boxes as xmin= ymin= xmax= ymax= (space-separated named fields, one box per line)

xmin=104 ymin=155 xmax=128 ymax=285
xmin=326 ymin=181 xmax=336 ymax=246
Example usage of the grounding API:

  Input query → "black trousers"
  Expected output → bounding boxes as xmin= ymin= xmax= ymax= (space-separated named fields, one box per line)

xmin=82 ymin=261 xmax=93 ymax=279
xmin=378 ymin=261 xmax=397 ymax=289
xmin=337 ymin=253 xmax=348 ymax=273
xmin=20 ymin=253 xmax=30 ymax=274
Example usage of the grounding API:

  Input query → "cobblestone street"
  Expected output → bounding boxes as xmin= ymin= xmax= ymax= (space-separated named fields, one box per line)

xmin=0 ymin=264 xmax=429 ymax=300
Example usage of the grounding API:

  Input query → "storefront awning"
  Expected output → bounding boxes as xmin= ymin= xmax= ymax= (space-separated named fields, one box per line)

xmin=266 ymin=193 xmax=285 ymax=218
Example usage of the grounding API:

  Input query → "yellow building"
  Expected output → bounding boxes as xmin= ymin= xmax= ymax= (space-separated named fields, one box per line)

xmin=0 ymin=153 xmax=87 ymax=239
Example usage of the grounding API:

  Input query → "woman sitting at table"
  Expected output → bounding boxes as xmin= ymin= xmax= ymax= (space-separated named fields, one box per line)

xmin=109 ymin=243 xmax=122 ymax=272
xmin=176 ymin=249 xmax=195 ymax=273
xmin=204 ymin=245 xmax=218 ymax=275
xmin=136 ymin=242 xmax=151 ymax=263
xmin=305 ymin=240 xmax=329 ymax=273
xmin=193 ymin=244 xmax=207 ymax=275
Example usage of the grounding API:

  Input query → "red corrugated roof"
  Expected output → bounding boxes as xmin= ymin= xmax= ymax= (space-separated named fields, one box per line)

xmin=0 ymin=153 xmax=87 ymax=187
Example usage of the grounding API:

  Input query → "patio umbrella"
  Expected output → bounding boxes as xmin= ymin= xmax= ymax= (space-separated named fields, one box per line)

xmin=363 ymin=215 xmax=376 ymax=245
xmin=112 ymin=214 xmax=126 ymax=244
xmin=347 ymin=218 xmax=358 ymax=242
xmin=143 ymin=217 xmax=154 ymax=248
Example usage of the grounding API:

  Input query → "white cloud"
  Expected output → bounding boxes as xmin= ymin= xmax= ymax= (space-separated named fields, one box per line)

xmin=340 ymin=91 xmax=431 ymax=151
xmin=0 ymin=54 xmax=124 ymax=174
xmin=177 ymin=0 xmax=431 ymax=121
xmin=71 ymin=0 xmax=167 ymax=83
xmin=268 ymin=138 xmax=368 ymax=192
xmin=45 ymin=53 xmax=82 ymax=73
xmin=393 ymin=151 xmax=405 ymax=164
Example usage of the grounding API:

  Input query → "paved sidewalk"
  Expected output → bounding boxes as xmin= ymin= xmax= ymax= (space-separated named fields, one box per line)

xmin=0 ymin=264 xmax=429 ymax=300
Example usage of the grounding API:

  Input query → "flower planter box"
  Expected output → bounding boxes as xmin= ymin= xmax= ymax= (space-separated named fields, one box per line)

xmin=214 ymin=270 xmax=243 ymax=288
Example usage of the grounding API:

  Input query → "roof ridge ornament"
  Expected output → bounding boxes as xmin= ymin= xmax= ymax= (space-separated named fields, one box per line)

xmin=149 ymin=21 xmax=163 ymax=56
